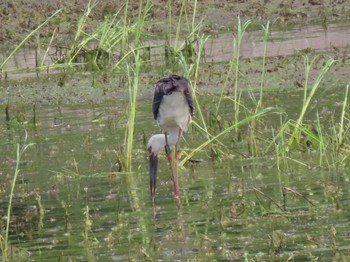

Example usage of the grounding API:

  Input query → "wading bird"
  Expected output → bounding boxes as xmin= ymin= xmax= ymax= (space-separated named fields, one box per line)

xmin=147 ymin=74 xmax=194 ymax=203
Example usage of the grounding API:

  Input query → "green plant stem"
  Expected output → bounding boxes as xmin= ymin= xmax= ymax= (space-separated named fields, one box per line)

xmin=337 ymin=84 xmax=349 ymax=151
xmin=286 ymin=57 xmax=334 ymax=151
xmin=192 ymin=36 xmax=210 ymax=140
xmin=124 ymin=51 xmax=141 ymax=171
xmin=4 ymin=144 xmax=20 ymax=259
xmin=167 ymin=0 xmax=172 ymax=44
xmin=216 ymin=18 xmax=251 ymax=119
xmin=41 ymin=27 xmax=57 ymax=67
xmin=179 ymin=107 xmax=275 ymax=166
xmin=191 ymin=0 xmax=198 ymax=33
xmin=67 ymin=0 xmax=96 ymax=63
xmin=175 ymin=0 xmax=186 ymax=49
xmin=4 ymin=142 xmax=34 ymax=260
xmin=257 ymin=21 xmax=270 ymax=110
xmin=233 ymin=18 xmax=251 ymax=134
xmin=121 ymin=0 xmax=130 ymax=55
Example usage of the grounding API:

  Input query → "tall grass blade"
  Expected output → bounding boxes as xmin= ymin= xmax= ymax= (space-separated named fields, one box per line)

xmin=286 ymin=57 xmax=334 ymax=151
xmin=257 ymin=21 xmax=270 ymax=110
xmin=233 ymin=18 xmax=251 ymax=134
xmin=124 ymin=51 xmax=141 ymax=171
xmin=337 ymin=84 xmax=349 ymax=151
xmin=3 ymin=141 xmax=34 ymax=261
xmin=179 ymin=107 xmax=275 ymax=166
xmin=67 ymin=0 xmax=96 ymax=63
xmin=216 ymin=17 xmax=251 ymax=119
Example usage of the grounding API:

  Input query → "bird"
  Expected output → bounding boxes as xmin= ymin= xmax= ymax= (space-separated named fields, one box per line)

xmin=147 ymin=74 xmax=194 ymax=203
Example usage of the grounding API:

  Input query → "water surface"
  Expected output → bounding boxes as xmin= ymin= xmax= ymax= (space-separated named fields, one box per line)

xmin=1 ymin=92 xmax=349 ymax=260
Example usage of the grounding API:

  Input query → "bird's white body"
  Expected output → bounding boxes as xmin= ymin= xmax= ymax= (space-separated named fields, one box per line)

xmin=157 ymin=92 xmax=191 ymax=132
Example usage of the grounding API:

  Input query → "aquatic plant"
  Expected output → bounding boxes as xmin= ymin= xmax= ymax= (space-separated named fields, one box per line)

xmin=123 ymin=51 xmax=141 ymax=171
xmin=286 ymin=56 xmax=334 ymax=151
xmin=0 ymin=137 xmax=34 ymax=261
xmin=257 ymin=20 xmax=270 ymax=110
xmin=216 ymin=17 xmax=252 ymax=117
xmin=263 ymin=55 xmax=339 ymax=169
xmin=180 ymin=107 xmax=275 ymax=166
xmin=336 ymin=84 xmax=349 ymax=152
xmin=83 ymin=205 xmax=93 ymax=242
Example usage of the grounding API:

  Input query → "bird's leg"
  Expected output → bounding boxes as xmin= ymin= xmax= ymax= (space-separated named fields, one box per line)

xmin=164 ymin=132 xmax=175 ymax=181
xmin=173 ymin=128 xmax=183 ymax=201
xmin=175 ymin=128 xmax=183 ymax=161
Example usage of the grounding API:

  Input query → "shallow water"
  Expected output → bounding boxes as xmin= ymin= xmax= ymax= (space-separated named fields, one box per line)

xmin=1 ymin=89 xmax=350 ymax=260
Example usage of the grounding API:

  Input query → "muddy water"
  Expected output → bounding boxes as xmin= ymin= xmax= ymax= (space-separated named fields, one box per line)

xmin=2 ymin=22 xmax=350 ymax=79
xmin=1 ymin=89 xmax=350 ymax=260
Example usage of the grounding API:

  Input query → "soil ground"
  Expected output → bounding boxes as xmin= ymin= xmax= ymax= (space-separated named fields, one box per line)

xmin=0 ymin=0 xmax=349 ymax=105
xmin=1 ymin=0 xmax=350 ymax=48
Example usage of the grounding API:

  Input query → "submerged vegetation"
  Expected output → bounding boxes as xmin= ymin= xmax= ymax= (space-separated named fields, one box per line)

xmin=0 ymin=0 xmax=350 ymax=260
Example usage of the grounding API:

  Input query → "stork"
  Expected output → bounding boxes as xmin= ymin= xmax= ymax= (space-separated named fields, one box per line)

xmin=147 ymin=74 xmax=194 ymax=203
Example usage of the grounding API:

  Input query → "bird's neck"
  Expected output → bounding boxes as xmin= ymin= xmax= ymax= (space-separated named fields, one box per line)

xmin=147 ymin=127 xmax=180 ymax=155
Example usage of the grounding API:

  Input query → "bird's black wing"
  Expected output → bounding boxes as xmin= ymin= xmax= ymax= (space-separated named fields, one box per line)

xmin=152 ymin=77 xmax=171 ymax=120
xmin=171 ymin=75 xmax=195 ymax=116
xmin=183 ymin=81 xmax=195 ymax=117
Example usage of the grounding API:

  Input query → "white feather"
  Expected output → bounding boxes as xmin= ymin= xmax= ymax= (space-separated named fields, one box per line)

xmin=157 ymin=92 xmax=191 ymax=132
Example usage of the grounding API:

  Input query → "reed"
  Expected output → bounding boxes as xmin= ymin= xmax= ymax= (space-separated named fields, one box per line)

xmin=174 ymin=0 xmax=186 ymax=48
xmin=66 ymin=0 xmax=95 ymax=63
xmin=315 ymin=111 xmax=331 ymax=168
xmin=121 ymin=0 xmax=130 ymax=56
xmin=336 ymin=84 xmax=349 ymax=152
xmin=286 ymin=56 xmax=334 ymax=152
xmin=123 ymin=51 xmax=141 ymax=171
xmin=216 ymin=18 xmax=251 ymax=126
xmin=120 ymin=0 xmax=152 ymax=171
xmin=267 ymin=55 xmax=335 ymax=161
xmin=257 ymin=21 xmax=270 ymax=110
xmin=232 ymin=18 xmax=251 ymax=136
xmin=1 ymin=138 xmax=34 ymax=261
xmin=180 ymin=107 xmax=275 ymax=166
xmin=83 ymin=205 xmax=93 ymax=242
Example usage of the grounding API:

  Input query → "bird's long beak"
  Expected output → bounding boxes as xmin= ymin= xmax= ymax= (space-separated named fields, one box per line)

xmin=149 ymin=153 xmax=158 ymax=198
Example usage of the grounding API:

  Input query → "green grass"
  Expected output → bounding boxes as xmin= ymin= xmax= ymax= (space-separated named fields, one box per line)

xmin=124 ymin=51 xmax=141 ymax=171
xmin=0 ymin=139 xmax=34 ymax=261
xmin=286 ymin=56 xmax=334 ymax=152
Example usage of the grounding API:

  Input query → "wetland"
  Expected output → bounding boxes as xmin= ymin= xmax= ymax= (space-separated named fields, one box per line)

xmin=1 ymin=0 xmax=350 ymax=261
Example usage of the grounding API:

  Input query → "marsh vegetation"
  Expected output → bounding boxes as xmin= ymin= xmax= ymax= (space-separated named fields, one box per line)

xmin=1 ymin=0 xmax=350 ymax=260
